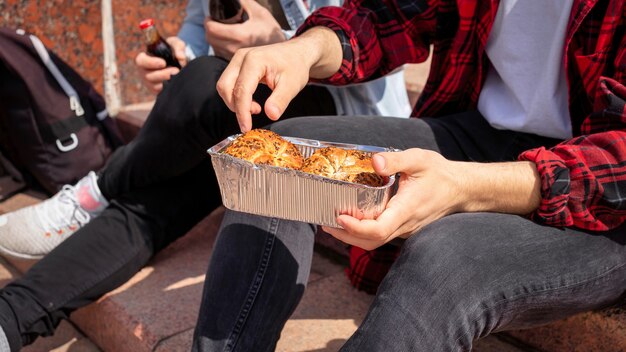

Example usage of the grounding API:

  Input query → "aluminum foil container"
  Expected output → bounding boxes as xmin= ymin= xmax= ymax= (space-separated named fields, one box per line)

xmin=208 ymin=135 xmax=398 ymax=228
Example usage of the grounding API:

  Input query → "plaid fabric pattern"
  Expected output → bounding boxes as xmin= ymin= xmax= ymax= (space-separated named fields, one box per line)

xmin=345 ymin=244 xmax=401 ymax=294
xmin=299 ymin=0 xmax=626 ymax=292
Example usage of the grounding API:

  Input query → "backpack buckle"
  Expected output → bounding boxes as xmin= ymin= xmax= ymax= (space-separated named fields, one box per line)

xmin=69 ymin=96 xmax=85 ymax=117
xmin=56 ymin=133 xmax=79 ymax=152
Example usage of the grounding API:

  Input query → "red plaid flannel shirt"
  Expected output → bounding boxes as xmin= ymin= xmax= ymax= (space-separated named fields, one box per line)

xmin=299 ymin=0 xmax=626 ymax=293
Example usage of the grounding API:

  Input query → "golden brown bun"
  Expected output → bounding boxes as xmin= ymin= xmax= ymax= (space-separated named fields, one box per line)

xmin=301 ymin=147 xmax=385 ymax=187
xmin=223 ymin=129 xmax=304 ymax=169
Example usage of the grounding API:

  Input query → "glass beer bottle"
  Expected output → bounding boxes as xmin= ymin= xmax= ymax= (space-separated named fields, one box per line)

xmin=138 ymin=18 xmax=181 ymax=69
xmin=209 ymin=0 xmax=248 ymax=24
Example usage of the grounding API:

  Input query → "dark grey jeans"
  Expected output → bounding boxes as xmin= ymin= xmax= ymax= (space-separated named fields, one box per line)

xmin=193 ymin=114 xmax=626 ymax=351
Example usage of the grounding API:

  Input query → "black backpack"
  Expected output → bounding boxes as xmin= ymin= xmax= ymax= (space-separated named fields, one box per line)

xmin=0 ymin=28 xmax=123 ymax=195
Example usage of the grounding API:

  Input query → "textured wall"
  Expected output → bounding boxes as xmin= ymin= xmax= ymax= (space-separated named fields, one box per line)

xmin=0 ymin=0 xmax=186 ymax=105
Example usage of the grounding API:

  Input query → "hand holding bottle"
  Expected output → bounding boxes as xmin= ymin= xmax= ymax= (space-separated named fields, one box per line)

xmin=205 ymin=0 xmax=286 ymax=60
xmin=135 ymin=31 xmax=187 ymax=93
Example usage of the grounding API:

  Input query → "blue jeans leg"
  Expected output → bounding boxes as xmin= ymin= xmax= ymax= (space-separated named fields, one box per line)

xmin=192 ymin=210 xmax=316 ymax=352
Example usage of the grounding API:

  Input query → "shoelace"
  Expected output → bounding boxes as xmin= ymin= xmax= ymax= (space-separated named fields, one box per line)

xmin=36 ymin=185 xmax=91 ymax=235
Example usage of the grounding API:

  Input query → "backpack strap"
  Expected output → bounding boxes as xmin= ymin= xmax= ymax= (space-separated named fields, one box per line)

xmin=28 ymin=33 xmax=113 ymax=152
xmin=28 ymin=33 xmax=85 ymax=117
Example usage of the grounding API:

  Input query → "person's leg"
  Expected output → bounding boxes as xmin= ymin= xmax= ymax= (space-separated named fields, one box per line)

xmin=0 ymin=160 xmax=219 ymax=351
xmin=269 ymin=112 xmax=560 ymax=163
xmin=192 ymin=211 xmax=316 ymax=352
xmin=270 ymin=114 xmax=626 ymax=351
xmin=340 ymin=213 xmax=626 ymax=351
xmin=98 ymin=56 xmax=336 ymax=200
xmin=191 ymin=115 xmax=458 ymax=352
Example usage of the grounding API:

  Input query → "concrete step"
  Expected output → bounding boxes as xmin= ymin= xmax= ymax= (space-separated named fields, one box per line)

xmin=508 ymin=309 xmax=626 ymax=351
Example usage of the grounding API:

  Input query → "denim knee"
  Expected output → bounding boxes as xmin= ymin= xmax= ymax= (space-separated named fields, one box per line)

xmin=371 ymin=214 xmax=521 ymax=348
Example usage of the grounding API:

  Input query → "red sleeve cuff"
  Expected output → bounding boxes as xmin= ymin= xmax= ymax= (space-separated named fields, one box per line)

xmin=518 ymin=147 xmax=573 ymax=228
xmin=296 ymin=12 xmax=357 ymax=85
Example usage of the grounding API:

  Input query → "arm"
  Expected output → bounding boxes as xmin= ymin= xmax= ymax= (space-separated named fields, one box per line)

xmin=323 ymin=149 xmax=542 ymax=251
xmin=297 ymin=0 xmax=438 ymax=85
xmin=134 ymin=0 xmax=204 ymax=93
xmin=519 ymin=79 xmax=626 ymax=231
xmin=217 ymin=0 xmax=438 ymax=130
xmin=516 ymin=23 xmax=626 ymax=231
xmin=178 ymin=0 xmax=210 ymax=58
xmin=327 ymin=37 xmax=626 ymax=249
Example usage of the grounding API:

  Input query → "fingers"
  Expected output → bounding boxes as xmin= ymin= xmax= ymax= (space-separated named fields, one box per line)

xmin=322 ymin=226 xmax=382 ymax=251
xmin=204 ymin=17 xmax=237 ymax=41
xmin=232 ymin=55 xmax=265 ymax=131
xmin=321 ymin=195 xmax=419 ymax=250
xmin=217 ymin=50 xmax=258 ymax=132
xmin=372 ymin=149 xmax=428 ymax=177
xmin=166 ymin=36 xmax=187 ymax=67
xmin=239 ymin=0 xmax=266 ymax=15
xmin=263 ymin=79 xmax=303 ymax=121
xmin=143 ymin=67 xmax=180 ymax=93
xmin=135 ymin=51 xmax=181 ymax=92
xmin=340 ymin=205 xmax=406 ymax=239
xmin=135 ymin=52 xmax=166 ymax=70
xmin=149 ymin=82 xmax=163 ymax=93
xmin=144 ymin=67 xmax=180 ymax=84
xmin=217 ymin=43 xmax=306 ymax=131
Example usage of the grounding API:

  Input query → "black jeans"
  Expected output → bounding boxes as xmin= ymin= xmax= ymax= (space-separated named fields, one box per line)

xmin=0 ymin=56 xmax=336 ymax=350
xmin=192 ymin=114 xmax=626 ymax=351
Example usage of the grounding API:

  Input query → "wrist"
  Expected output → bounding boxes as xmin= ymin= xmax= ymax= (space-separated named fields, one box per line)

xmin=455 ymin=161 xmax=542 ymax=215
xmin=294 ymin=27 xmax=342 ymax=80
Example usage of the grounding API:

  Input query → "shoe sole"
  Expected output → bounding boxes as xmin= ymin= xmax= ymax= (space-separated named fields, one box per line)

xmin=0 ymin=243 xmax=44 ymax=260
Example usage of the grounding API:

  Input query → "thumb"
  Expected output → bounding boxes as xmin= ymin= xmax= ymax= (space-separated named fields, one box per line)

xmin=167 ymin=37 xmax=187 ymax=66
xmin=372 ymin=149 xmax=425 ymax=177
xmin=240 ymin=0 xmax=263 ymax=13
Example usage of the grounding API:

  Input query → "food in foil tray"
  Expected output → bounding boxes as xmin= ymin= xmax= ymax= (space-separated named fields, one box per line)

xmin=301 ymin=147 xmax=385 ymax=187
xmin=223 ymin=129 xmax=384 ymax=186
xmin=223 ymin=129 xmax=303 ymax=169
xmin=209 ymin=129 xmax=398 ymax=227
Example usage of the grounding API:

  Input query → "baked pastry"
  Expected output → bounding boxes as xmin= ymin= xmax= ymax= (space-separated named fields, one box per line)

xmin=223 ymin=129 xmax=304 ymax=169
xmin=301 ymin=147 xmax=385 ymax=187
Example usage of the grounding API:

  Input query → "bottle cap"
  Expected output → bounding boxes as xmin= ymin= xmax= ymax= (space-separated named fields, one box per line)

xmin=139 ymin=18 xmax=155 ymax=30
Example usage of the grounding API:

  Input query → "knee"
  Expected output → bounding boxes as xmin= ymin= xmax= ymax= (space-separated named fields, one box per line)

xmin=270 ymin=116 xmax=343 ymax=141
xmin=379 ymin=214 xmax=515 ymax=323
xmin=162 ymin=56 xmax=228 ymax=106
xmin=177 ymin=56 xmax=228 ymax=90
xmin=391 ymin=214 xmax=506 ymax=294
xmin=358 ymin=215 xmax=504 ymax=348
xmin=148 ymin=56 xmax=230 ymax=134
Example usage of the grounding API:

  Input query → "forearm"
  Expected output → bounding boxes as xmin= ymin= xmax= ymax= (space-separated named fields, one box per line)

xmin=292 ymin=27 xmax=343 ymax=80
xmin=455 ymin=161 xmax=542 ymax=216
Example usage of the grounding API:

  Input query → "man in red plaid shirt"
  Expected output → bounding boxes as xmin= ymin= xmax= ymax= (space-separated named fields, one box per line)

xmin=192 ymin=0 xmax=626 ymax=351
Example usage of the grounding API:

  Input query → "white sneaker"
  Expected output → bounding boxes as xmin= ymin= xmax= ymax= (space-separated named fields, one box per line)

xmin=0 ymin=171 xmax=108 ymax=259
